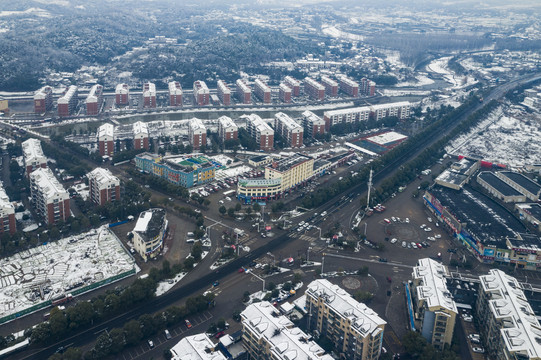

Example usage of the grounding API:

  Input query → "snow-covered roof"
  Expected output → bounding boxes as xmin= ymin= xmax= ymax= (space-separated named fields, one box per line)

xmin=236 ymin=79 xmax=251 ymax=93
xmin=275 ymin=112 xmax=302 ymax=132
xmin=366 ymin=131 xmax=407 ymax=145
xmin=0 ymin=184 xmax=14 ymax=215
xmin=338 ymin=76 xmax=358 ymax=87
xmin=194 ymin=81 xmax=209 ymax=94
xmin=254 ymin=78 xmax=271 ymax=92
xmin=115 ymin=83 xmax=129 ymax=94
xmin=284 ymin=76 xmax=300 ymax=87
xmin=480 ymin=269 xmax=541 ymax=358
xmin=413 ymin=258 xmax=457 ymax=313
xmin=189 ymin=118 xmax=206 ymax=133
xmin=22 ymin=138 xmax=46 ymax=165
xmin=29 ymin=168 xmax=68 ymax=202
xmin=279 ymin=83 xmax=292 ymax=92
xmin=170 ymin=334 xmax=226 ymax=360
xmin=324 ymin=105 xmax=372 ymax=117
xmin=143 ymin=82 xmax=156 ymax=97
xmin=245 ymin=114 xmax=273 ymax=135
xmin=34 ymin=86 xmax=51 ymax=99
xmin=133 ymin=208 xmax=166 ymax=241
xmin=302 ymin=110 xmax=325 ymax=126
xmin=304 ymin=77 xmax=324 ymax=90
xmin=133 ymin=121 xmax=148 ymax=136
xmin=306 ymin=279 xmax=386 ymax=338
xmin=371 ymin=101 xmax=411 ymax=111
xmin=168 ymin=81 xmax=183 ymax=95
xmin=97 ymin=123 xmax=115 ymax=139
xmin=241 ymin=302 xmax=333 ymax=360
xmin=321 ymin=75 xmax=338 ymax=87
xmin=218 ymin=116 xmax=237 ymax=130
xmin=87 ymin=167 xmax=119 ymax=187
xmin=85 ymin=84 xmax=102 ymax=103
xmin=58 ymin=86 xmax=77 ymax=104
xmin=217 ymin=80 xmax=231 ymax=94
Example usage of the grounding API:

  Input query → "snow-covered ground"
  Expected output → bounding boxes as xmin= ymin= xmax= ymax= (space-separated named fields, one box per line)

xmin=0 ymin=226 xmax=137 ymax=320
xmin=155 ymin=272 xmax=188 ymax=297
xmin=446 ymin=106 xmax=541 ymax=167
xmin=395 ymin=74 xmax=435 ymax=88
xmin=426 ymin=57 xmax=478 ymax=89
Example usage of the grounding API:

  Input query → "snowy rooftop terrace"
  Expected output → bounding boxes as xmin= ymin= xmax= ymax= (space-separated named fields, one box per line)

xmin=0 ymin=226 xmax=136 ymax=320
xmin=413 ymin=258 xmax=457 ymax=313
xmin=170 ymin=334 xmax=226 ymax=360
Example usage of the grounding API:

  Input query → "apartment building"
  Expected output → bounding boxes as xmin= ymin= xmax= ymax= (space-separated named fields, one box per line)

xmin=279 ymin=83 xmax=292 ymax=103
xmin=168 ymin=81 xmax=183 ymax=107
xmin=132 ymin=208 xmax=167 ymax=261
xmin=29 ymin=168 xmax=70 ymax=225
xmin=265 ymin=153 xmax=314 ymax=192
xmin=170 ymin=334 xmax=227 ymax=360
xmin=85 ymin=84 xmax=103 ymax=115
xmin=22 ymin=138 xmax=47 ymax=175
xmin=305 ymin=279 xmax=386 ymax=360
xmin=360 ymin=78 xmax=376 ymax=96
xmin=193 ymin=81 xmax=210 ymax=106
xmin=135 ymin=153 xmax=215 ymax=188
xmin=274 ymin=112 xmax=303 ymax=148
xmin=284 ymin=76 xmax=301 ymax=96
xmin=236 ymin=79 xmax=252 ymax=104
xmin=34 ymin=86 xmax=53 ymax=113
xmin=321 ymin=75 xmax=338 ymax=97
xmin=188 ymin=118 xmax=207 ymax=149
xmin=339 ymin=76 xmax=359 ymax=97
xmin=476 ymin=269 xmax=541 ymax=360
xmin=304 ymin=77 xmax=325 ymax=101
xmin=254 ymin=78 xmax=271 ymax=103
xmin=57 ymin=85 xmax=78 ymax=117
xmin=411 ymin=258 xmax=457 ymax=350
xmin=217 ymin=116 xmax=238 ymax=143
xmin=241 ymin=301 xmax=333 ymax=360
xmin=132 ymin=121 xmax=150 ymax=150
xmin=143 ymin=82 xmax=156 ymax=108
xmin=97 ymin=123 xmax=115 ymax=157
xmin=217 ymin=80 xmax=231 ymax=106
xmin=115 ymin=83 xmax=129 ymax=106
xmin=245 ymin=114 xmax=274 ymax=152
xmin=323 ymin=102 xmax=411 ymax=130
xmin=0 ymin=185 xmax=15 ymax=235
xmin=302 ymin=110 xmax=325 ymax=137
xmin=87 ymin=167 xmax=120 ymax=206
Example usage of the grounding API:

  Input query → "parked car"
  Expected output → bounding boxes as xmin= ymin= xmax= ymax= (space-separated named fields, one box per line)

xmin=472 ymin=347 xmax=485 ymax=353
xmin=379 ymin=258 xmax=388 ymax=262
xmin=148 ymin=340 xmax=154 ymax=348
xmin=384 ymin=218 xmax=391 ymax=224
xmin=390 ymin=238 xmax=398 ymax=244
xmin=402 ymin=241 xmax=407 ymax=248
xmin=185 ymin=319 xmax=192 ymax=328
xmin=165 ymin=329 xmax=172 ymax=340
xmin=215 ymin=331 xmax=225 ymax=339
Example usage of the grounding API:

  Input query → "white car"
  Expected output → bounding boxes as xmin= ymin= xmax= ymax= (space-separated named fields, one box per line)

xmin=299 ymin=221 xmax=305 ymax=226
xmin=411 ymin=242 xmax=418 ymax=249
xmin=420 ymin=224 xmax=426 ymax=229
xmin=472 ymin=347 xmax=485 ymax=354
xmin=424 ymin=227 xmax=432 ymax=232
xmin=435 ymin=234 xmax=441 ymax=239
xmin=390 ymin=238 xmax=398 ymax=244
xmin=391 ymin=217 xmax=396 ymax=222
xmin=405 ymin=218 xmax=410 ymax=223
xmin=402 ymin=241 xmax=407 ymax=248
xmin=428 ymin=217 xmax=433 ymax=222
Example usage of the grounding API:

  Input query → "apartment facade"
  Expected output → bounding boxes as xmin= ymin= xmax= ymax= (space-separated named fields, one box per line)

xmin=85 ymin=84 xmax=103 ymax=115
xmin=115 ymin=83 xmax=129 ymax=105
xmin=254 ymin=78 xmax=271 ymax=103
xmin=168 ymin=81 xmax=183 ymax=107
xmin=22 ymin=138 xmax=47 ymax=175
xmin=321 ymin=75 xmax=339 ymax=97
xmin=265 ymin=153 xmax=314 ymax=192
xmin=236 ymin=79 xmax=252 ymax=104
xmin=476 ymin=269 xmax=541 ymax=360
xmin=0 ymin=185 xmax=16 ymax=235
xmin=133 ymin=208 xmax=167 ymax=261
xmin=279 ymin=83 xmax=292 ymax=103
xmin=245 ymin=114 xmax=274 ymax=152
xmin=284 ymin=76 xmax=300 ymax=96
xmin=87 ymin=167 xmax=120 ymax=206
xmin=305 ymin=279 xmax=386 ymax=360
xmin=241 ymin=301 xmax=333 ymax=360
xmin=360 ymin=78 xmax=376 ymax=96
xmin=411 ymin=258 xmax=457 ymax=350
xmin=193 ymin=81 xmax=210 ymax=106
xmin=132 ymin=121 xmax=150 ymax=150
xmin=274 ymin=112 xmax=303 ymax=148
xmin=97 ymin=123 xmax=115 ymax=157
xmin=34 ymin=86 xmax=53 ymax=113
xmin=217 ymin=80 xmax=231 ymax=106
xmin=217 ymin=116 xmax=238 ymax=143
xmin=339 ymin=76 xmax=359 ymax=97
xmin=304 ymin=77 xmax=325 ymax=101
xmin=30 ymin=168 xmax=70 ymax=225
xmin=57 ymin=85 xmax=78 ymax=117
xmin=302 ymin=110 xmax=325 ymax=137
xmin=143 ymin=82 xmax=156 ymax=108
xmin=323 ymin=102 xmax=411 ymax=130
xmin=188 ymin=118 xmax=207 ymax=149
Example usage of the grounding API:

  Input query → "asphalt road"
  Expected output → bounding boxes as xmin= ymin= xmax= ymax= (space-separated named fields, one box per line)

xmin=11 ymin=72 xmax=541 ymax=359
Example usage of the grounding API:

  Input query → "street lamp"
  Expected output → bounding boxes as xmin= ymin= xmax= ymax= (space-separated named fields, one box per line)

xmin=321 ymin=253 xmax=325 ymax=274
xmin=267 ymin=252 xmax=275 ymax=267
xmin=251 ymin=272 xmax=266 ymax=292
xmin=307 ymin=247 xmax=312 ymax=263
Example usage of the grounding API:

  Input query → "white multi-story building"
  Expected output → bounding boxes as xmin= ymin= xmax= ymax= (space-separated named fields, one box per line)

xmin=411 ymin=258 xmax=457 ymax=349
xmin=115 ymin=83 xmax=129 ymax=105
xmin=133 ymin=208 xmax=167 ymax=261
xmin=143 ymin=82 xmax=156 ymax=108
xmin=29 ymin=168 xmax=70 ymax=225
xmin=168 ymin=81 xmax=183 ymax=107
xmin=97 ymin=123 xmax=115 ymax=157
xmin=0 ymin=185 xmax=15 ymax=235
xmin=323 ymin=102 xmax=411 ymax=130
xmin=241 ymin=301 xmax=333 ymax=360
xmin=57 ymin=85 xmax=78 ymax=117
xmin=188 ymin=118 xmax=207 ymax=150
xmin=477 ymin=269 xmax=541 ymax=360
xmin=217 ymin=80 xmax=231 ymax=106
xmin=321 ymin=75 xmax=338 ymax=97
xmin=170 ymin=334 xmax=227 ymax=360
xmin=254 ymin=78 xmax=271 ymax=103
xmin=244 ymin=114 xmax=274 ymax=151
xmin=302 ymin=110 xmax=326 ymax=137
xmin=305 ymin=279 xmax=386 ymax=360
xmin=217 ymin=116 xmax=238 ymax=143
xmin=274 ymin=112 xmax=303 ymax=148
xmin=22 ymin=138 xmax=47 ymax=176
xmin=236 ymin=79 xmax=252 ymax=104
xmin=87 ymin=168 xmax=120 ymax=206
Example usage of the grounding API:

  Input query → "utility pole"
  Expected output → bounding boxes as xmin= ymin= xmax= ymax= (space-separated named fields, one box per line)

xmin=366 ymin=169 xmax=373 ymax=212
xmin=321 ymin=254 xmax=325 ymax=274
